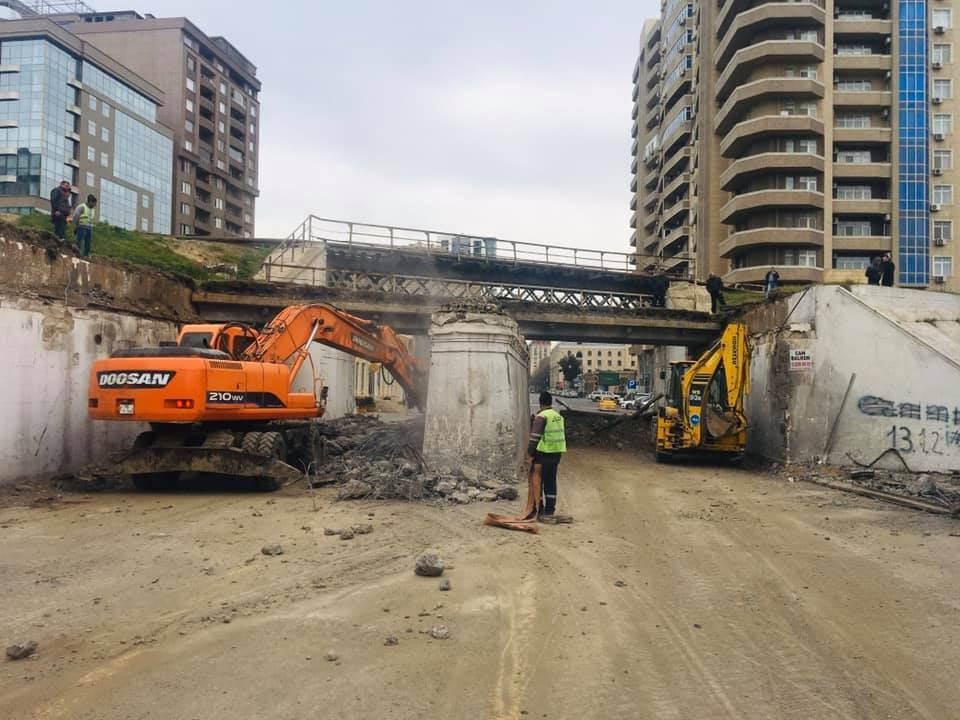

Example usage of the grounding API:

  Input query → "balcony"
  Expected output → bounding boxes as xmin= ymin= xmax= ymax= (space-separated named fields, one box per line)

xmin=631 ymin=136 xmax=639 ymax=157
xmin=662 ymin=66 xmax=692 ymax=109
xmin=631 ymin=175 xmax=638 ymax=193
xmin=647 ymin=64 xmax=661 ymax=89
xmin=720 ymin=152 xmax=825 ymax=191
xmin=646 ymin=107 xmax=661 ymax=130
xmin=719 ymin=189 xmax=824 ymax=223
xmin=632 ymin=102 xmax=639 ymax=120
xmin=832 ymin=235 xmax=892 ymax=252
xmin=721 ymin=115 xmax=824 ymax=157
xmin=833 ymin=17 xmax=892 ymax=38
xmin=632 ymin=118 xmax=639 ymax=139
xmin=662 ymin=198 xmax=691 ymax=225
xmin=724 ymin=265 xmax=823 ymax=284
xmin=646 ymin=43 xmax=661 ymax=69
xmin=629 ymin=229 xmax=638 ymax=248
xmin=833 ymin=126 xmax=891 ymax=143
xmin=643 ymin=166 xmax=660 ymax=190
xmin=832 ymin=161 xmax=891 ymax=179
xmin=717 ymin=40 xmax=825 ymax=101
xmin=715 ymin=2 xmax=826 ymax=69
xmin=662 ymin=172 xmax=690 ymax=200
xmin=716 ymin=78 xmax=825 ymax=134
xmin=833 ymin=53 xmax=892 ymax=72
xmin=633 ymin=57 xmax=641 ymax=85
xmin=644 ymin=212 xmax=659 ymax=232
xmin=832 ymin=91 xmax=892 ymax=108
xmin=832 ymin=198 xmax=891 ymax=215
xmin=719 ymin=227 xmax=824 ymax=257
xmin=662 ymin=146 xmax=691 ymax=178
xmin=643 ymin=191 xmax=660 ymax=211
xmin=647 ymin=24 xmax=661 ymax=50
xmin=630 ymin=211 xmax=638 ymax=229
xmin=646 ymin=85 xmax=661 ymax=110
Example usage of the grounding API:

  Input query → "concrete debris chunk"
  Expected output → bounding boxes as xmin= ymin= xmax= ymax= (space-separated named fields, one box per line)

xmin=323 ymin=528 xmax=341 ymax=536
xmin=430 ymin=625 xmax=450 ymax=640
xmin=384 ymin=636 xmax=399 ymax=646
xmin=339 ymin=529 xmax=355 ymax=540
xmin=415 ymin=551 xmax=445 ymax=577
xmin=324 ymin=650 xmax=338 ymax=662
xmin=438 ymin=578 xmax=452 ymax=592
xmin=350 ymin=523 xmax=373 ymax=535
xmin=260 ymin=544 xmax=284 ymax=556
xmin=6 ymin=641 xmax=38 ymax=661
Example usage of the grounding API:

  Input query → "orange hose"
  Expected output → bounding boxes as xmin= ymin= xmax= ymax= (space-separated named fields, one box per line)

xmin=483 ymin=463 xmax=541 ymax=534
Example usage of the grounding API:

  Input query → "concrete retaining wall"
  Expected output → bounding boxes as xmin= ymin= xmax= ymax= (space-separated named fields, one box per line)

xmin=0 ymin=296 xmax=178 ymax=485
xmin=422 ymin=309 xmax=528 ymax=483
xmin=745 ymin=286 xmax=960 ymax=472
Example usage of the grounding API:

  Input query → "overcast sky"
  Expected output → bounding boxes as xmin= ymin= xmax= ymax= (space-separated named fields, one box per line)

xmin=124 ymin=1 xmax=659 ymax=250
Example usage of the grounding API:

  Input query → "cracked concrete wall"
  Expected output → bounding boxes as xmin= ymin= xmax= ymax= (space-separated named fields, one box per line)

xmin=422 ymin=309 xmax=528 ymax=484
xmin=745 ymin=286 xmax=960 ymax=472
xmin=0 ymin=296 xmax=178 ymax=484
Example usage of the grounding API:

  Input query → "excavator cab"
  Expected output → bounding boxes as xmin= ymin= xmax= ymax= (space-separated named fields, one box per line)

xmin=178 ymin=323 xmax=259 ymax=360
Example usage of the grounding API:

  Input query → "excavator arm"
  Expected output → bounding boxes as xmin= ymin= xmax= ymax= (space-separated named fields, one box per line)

xmin=240 ymin=303 xmax=427 ymax=409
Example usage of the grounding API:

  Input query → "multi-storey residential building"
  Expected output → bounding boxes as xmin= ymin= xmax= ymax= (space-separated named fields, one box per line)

xmin=527 ymin=340 xmax=552 ymax=376
xmin=548 ymin=343 xmax=638 ymax=387
xmin=55 ymin=11 xmax=261 ymax=238
xmin=633 ymin=0 xmax=960 ymax=291
xmin=0 ymin=18 xmax=173 ymax=232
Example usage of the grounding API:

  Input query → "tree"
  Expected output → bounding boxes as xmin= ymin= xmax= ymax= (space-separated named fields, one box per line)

xmin=558 ymin=352 xmax=582 ymax=386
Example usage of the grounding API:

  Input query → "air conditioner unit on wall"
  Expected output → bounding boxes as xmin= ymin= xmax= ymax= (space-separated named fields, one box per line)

xmin=934 ymin=167 xmax=943 ymax=175
xmin=931 ymin=203 xmax=942 ymax=211
xmin=932 ymin=97 xmax=943 ymax=104
xmin=934 ymin=25 xmax=945 ymax=34
xmin=933 ymin=61 xmax=943 ymax=70
xmin=934 ymin=275 xmax=946 ymax=283
xmin=935 ymin=237 xmax=946 ymax=246
xmin=934 ymin=132 xmax=946 ymax=141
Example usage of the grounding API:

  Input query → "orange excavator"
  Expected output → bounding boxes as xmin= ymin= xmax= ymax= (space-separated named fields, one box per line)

xmin=88 ymin=303 xmax=426 ymax=490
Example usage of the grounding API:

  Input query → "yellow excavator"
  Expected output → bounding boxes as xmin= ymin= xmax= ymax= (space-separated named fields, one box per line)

xmin=656 ymin=322 xmax=750 ymax=462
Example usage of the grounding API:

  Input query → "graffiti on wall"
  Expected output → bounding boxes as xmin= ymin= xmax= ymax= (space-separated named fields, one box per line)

xmin=858 ymin=395 xmax=960 ymax=455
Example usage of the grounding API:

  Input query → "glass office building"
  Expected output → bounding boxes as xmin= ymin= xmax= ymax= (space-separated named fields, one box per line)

xmin=0 ymin=22 xmax=173 ymax=234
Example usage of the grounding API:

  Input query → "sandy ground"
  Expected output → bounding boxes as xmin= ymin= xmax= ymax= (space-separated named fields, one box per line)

xmin=2 ymin=450 xmax=959 ymax=720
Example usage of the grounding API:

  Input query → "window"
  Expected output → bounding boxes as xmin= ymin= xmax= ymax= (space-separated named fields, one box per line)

xmin=99 ymin=151 xmax=108 ymax=167
xmin=934 ymin=79 xmax=953 ymax=99
xmin=179 ymin=224 xmax=192 ymax=235
xmin=797 ymin=249 xmax=817 ymax=267
xmin=218 ymin=120 xmax=225 ymax=133
xmin=934 ymin=220 xmax=952 ymax=242
xmin=185 ymin=98 xmax=194 ymax=113
xmin=140 ymin=217 xmax=149 ymax=232
xmin=934 ymin=113 xmax=954 ymax=135
xmin=216 ymin=139 xmax=225 ymax=152
xmin=186 ymin=55 xmax=195 ymax=73
xmin=214 ymin=197 xmax=224 ymax=209
xmin=249 ymin=123 xmax=256 ymax=135
xmin=85 ymin=171 xmax=95 ymax=186
xmin=218 ymin=101 xmax=226 ymax=114
xmin=586 ymin=359 xmax=592 ymax=368
xmin=934 ymin=149 xmax=954 ymax=171
xmin=185 ymin=119 xmax=194 ymax=133
xmin=784 ymin=138 xmax=817 ymax=153
xmin=837 ymin=45 xmax=872 ymax=56
xmin=219 ymin=81 xmax=227 ymax=95
xmin=933 ymin=256 xmax=953 ymax=277
xmin=100 ymin=126 xmax=109 ymax=142
xmin=180 ymin=202 xmax=191 ymax=215
xmin=87 ymin=119 xmax=96 ymax=135
xmin=836 ymin=113 xmax=871 ymax=128
xmin=785 ymin=65 xmax=818 ymax=79
xmin=797 ymin=176 xmax=818 ymax=191
xmin=933 ymin=44 xmax=952 ymax=65
xmin=933 ymin=185 xmax=954 ymax=204
xmin=88 ymin=95 xmax=97 ymax=110
xmin=837 ymin=79 xmax=872 ymax=91
xmin=932 ymin=9 xmax=952 ymax=29
xmin=141 ymin=195 xmax=150 ymax=209
xmin=101 ymin=103 xmax=110 ymax=118
xmin=186 ymin=78 xmax=195 ymax=92
xmin=215 ymin=217 xmax=223 ymax=229
xmin=184 ymin=139 xmax=194 ymax=152
xmin=835 ymin=221 xmax=872 ymax=237
xmin=181 ymin=181 xmax=192 ymax=195
xmin=86 ymin=146 xmax=95 ymax=162
xmin=837 ymin=150 xmax=871 ymax=163
xmin=836 ymin=185 xmax=872 ymax=200
xmin=250 ymin=105 xmax=257 ymax=118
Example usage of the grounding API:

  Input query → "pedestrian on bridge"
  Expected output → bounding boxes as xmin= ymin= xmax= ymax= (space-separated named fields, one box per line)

xmin=706 ymin=273 xmax=725 ymax=314
xmin=651 ymin=272 xmax=669 ymax=308
xmin=526 ymin=391 xmax=567 ymax=523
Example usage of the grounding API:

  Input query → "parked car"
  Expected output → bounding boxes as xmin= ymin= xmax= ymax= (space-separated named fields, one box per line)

xmin=561 ymin=389 xmax=579 ymax=398
xmin=598 ymin=397 xmax=619 ymax=412
xmin=588 ymin=390 xmax=604 ymax=402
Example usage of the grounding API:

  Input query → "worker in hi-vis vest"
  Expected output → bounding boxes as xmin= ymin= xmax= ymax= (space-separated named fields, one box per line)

xmin=71 ymin=194 xmax=97 ymax=258
xmin=526 ymin=391 xmax=567 ymax=523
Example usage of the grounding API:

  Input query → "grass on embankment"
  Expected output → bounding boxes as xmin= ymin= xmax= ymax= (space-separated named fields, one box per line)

xmin=16 ymin=213 xmax=273 ymax=281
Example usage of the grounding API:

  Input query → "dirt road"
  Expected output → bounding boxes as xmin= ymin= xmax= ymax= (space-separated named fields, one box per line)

xmin=2 ymin=450 xmax=959 ymax=719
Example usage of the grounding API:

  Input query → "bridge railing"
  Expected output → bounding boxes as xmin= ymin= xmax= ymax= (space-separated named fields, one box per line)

xmin=273 ymin=215 xmax=635 ymax=273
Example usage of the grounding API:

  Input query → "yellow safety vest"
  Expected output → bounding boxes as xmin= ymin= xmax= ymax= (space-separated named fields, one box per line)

xmin=76 ymin=204 xmax=95 ymax=226
xmin=536 ymin=408 xmax=567 ymax=454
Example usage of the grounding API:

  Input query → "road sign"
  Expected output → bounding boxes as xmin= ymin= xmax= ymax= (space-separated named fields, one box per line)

xmin=627 ymin=379 xmax=637 ymax=390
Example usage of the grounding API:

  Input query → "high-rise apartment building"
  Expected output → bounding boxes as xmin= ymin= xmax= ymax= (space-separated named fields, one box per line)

xmin=0 ymin=18 xmax=173 ymax=232
xmin=527 ymin=340 xmax=552 ymax=376
xmin=633 ymin=0 xmax=960 ymax=290
xmin=57 ymin=11 xmax=261 ymax=238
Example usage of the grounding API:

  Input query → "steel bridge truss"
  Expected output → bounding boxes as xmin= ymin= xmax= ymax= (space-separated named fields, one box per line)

xmin=308 ymin=267 xmax=653 ymax=310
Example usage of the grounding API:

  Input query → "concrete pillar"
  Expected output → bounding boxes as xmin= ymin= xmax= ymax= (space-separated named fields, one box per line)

xmin=422 ymin=307 xmax=529 ymax=484
xmin=291 ymin=344 xmax=356 ymax=419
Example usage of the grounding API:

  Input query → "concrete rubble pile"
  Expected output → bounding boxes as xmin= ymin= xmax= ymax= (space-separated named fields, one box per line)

xmin=314 ymin=415 xmax=519 ymax=504
xmin=559 ymin=409 xmax=656 ymax=451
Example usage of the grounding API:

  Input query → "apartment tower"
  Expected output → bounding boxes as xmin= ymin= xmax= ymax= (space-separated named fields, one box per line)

xmin=633 ymin=0 xmax=960 ymax=290
xmin=56 ymin=11 xmax=261 ymax=238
